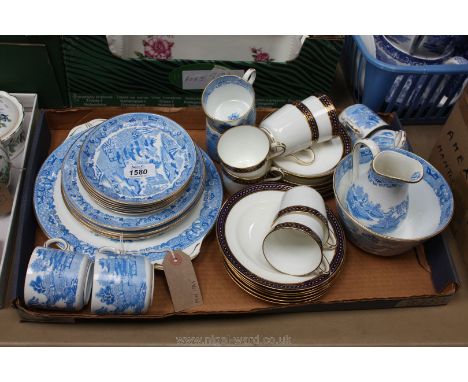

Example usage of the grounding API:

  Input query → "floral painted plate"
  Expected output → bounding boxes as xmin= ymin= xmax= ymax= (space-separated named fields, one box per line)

xmin=78 ymin=113 xmax=197 ymax=206
xmin=62 ymin=129 xmax=205 ymax=232
xmin=34 ymin=133 xmax=223 ymax=266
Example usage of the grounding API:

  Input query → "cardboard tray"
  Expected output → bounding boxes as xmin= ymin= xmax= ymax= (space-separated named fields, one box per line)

xmin=10 ymin=107 xmax=460 ymax=323
xmin=0 ymin=93 xmax=39 ymax=308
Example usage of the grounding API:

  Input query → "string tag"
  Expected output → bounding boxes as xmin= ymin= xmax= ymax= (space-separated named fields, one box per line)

xmin=162 ymin=250 xmax=203 ymax=312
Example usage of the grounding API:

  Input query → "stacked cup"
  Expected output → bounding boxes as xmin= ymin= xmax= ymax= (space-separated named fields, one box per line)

xmin=216 ymin=93 xmax=345 ymax=195
xmin=202 ymin=69 xmax=257 ymax=162
xmin=217 ymin=125 xmax=285 ymax=194
xmin=262 ymin=186 xmax=336 ymax=277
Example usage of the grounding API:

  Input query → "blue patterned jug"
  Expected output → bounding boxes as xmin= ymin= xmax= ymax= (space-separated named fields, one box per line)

xmin=345 ymin=139 xmax=424 ymax=234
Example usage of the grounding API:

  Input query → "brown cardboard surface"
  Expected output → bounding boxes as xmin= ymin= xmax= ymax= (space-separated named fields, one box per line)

xmin=1 ymin=68 xmax=466 ymax=346
xmin=14 ymin=107 xmax=455 ymax=321
xmin=429 ymin=87 xmax=468 ymax=266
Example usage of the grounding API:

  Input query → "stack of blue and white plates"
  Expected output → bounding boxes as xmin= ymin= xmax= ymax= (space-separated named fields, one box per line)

xmin=34 ymin=113 xmax=223 ymax=267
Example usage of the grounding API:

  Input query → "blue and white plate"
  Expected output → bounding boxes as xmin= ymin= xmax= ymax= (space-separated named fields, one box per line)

xmin=78 ymin=113 xmax=197 ymax=206
xmin=61 ymin=129 xmax=205 ymax=233
xmin=34 ymin=134 xmax=223 ymax=266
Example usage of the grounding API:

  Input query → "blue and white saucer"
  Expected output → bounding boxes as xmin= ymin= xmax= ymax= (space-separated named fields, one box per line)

xmin=78 ymin=113 xmax=197 ymax=207
xmin=61 ymin=129 xmax=205 ymax=235
xmin=34 ymin=134 xmax=223 ymax=267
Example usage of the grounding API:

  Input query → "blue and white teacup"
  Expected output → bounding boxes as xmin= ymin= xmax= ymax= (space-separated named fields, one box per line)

xmin=338 ymin=104 xmax=389 ymax=145
xmin=202 ymin=69 xmax=256 ymax=131
xmin=0 ymin=142 xmax=10 ymax=185
xmin=24 ymin=239 xmax=93 ymax=311
xmin=370 ymin=129 xmax=409 ymax=151
xmin=91 ymin=248 xmax=154 ymax=315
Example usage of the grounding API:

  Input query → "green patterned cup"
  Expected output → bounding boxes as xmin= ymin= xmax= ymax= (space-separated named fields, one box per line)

xmin=0 ymin=143 xmax=10 ymax=185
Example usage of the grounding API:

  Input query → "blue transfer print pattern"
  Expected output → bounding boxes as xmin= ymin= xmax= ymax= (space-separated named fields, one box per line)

xmin=34 ymin=135 xmax=223 ymax=263
xmin=367 ymin=168 xmax=400 ymax=188
xmin=334 ymin=148 xmax=454 ymax=255
xmin=205 ymin=126 xmax=220 ymax=163
xmin=343 ymin=104 xmax=386 ymax=133
xmin=61 ymin=130 xmax=205 ymax=232
xmin=370 ymin=130 xmax=409 ymax=151
xmin=94 ymin=254 xmax=148 ymax=314
xmin=0 ymin=113 xmax=11 ymax=129
xmin=79 ymin=113 xmax=196 ymax=204
xmin=26 ymin=248 xmax=85 ymax=310
xmin=227 ymin=112 xmax=240 ymax=121
xmin=346 ymin=185 xmax=409 ymax=234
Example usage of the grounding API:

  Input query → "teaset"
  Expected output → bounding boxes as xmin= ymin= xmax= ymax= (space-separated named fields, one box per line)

xmin=24 ymin=68 xmax=454 ymax=312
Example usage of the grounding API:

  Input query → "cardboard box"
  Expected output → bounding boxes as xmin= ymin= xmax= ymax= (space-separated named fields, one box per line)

xmin=0 ymin=37 xmax=68 ymax=108
xmin=63 ymin=36 xmax=343 ymax=108
xmin=9 ymin=107 xmax=459 ymax=322
xmin=0 ymin=94 xmax=39 ymax=308
xmin=430 ymin=87 xmax=468 ymax=266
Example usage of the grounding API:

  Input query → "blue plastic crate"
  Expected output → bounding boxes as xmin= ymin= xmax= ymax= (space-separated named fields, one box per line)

xmin=342 ymin=36 xmax=468 ymax=125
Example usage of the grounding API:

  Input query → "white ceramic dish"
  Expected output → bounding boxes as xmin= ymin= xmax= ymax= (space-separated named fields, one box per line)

xmin=106 ymin=35 xmax=306 ymax=62
xmin=273 ymin=134 xmax=344 ymax=178
xmin=220 ymin=186 xmax=339 ymax=285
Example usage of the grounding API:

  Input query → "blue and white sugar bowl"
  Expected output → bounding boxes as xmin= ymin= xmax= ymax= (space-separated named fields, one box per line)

xmin=24 ymin=239 xmax=93 ymax=311
xmin=91 ymin=248 xmax=154 ymax=315
xmin=345 ymin=139 xmax=423 ymax=234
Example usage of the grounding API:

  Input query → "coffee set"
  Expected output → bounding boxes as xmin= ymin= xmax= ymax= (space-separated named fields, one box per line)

xmin=24 ymin=239 xmax=153 ymax=314
xmin=372 ymin=35 xmax=468 ymax=107
xmin=25 ymin=69 xmax=454 ymax=313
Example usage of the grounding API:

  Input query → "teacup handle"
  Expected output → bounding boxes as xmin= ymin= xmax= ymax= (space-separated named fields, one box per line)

xmin=352 ymin=138 xmax=380 ymax=182
xmin=43 ymin=238 xmax=71 ymax=251
xmin=317 ymin=254 xmax=331 ymax=275
xmin=264 ymin=167 xmax=284 ymax=182
xmin=394 ymin=130 xmax=407 ymax=149
xmin=285 ymin=147 xmax=315 ymax=166
xmin=242 ymin=68 xmax=256 ymax=85
xmin=98 ymin=246 xmax=123 ymax=255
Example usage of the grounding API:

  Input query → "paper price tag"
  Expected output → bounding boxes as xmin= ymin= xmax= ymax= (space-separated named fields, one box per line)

xmin=163 ymin=250 xmax=203 ymax=312
xmin=0 ymin=183 xmax=13 ymax=215
xmin=182 ymin=69 xmax=244 ymax=90
xmin=124 ymin=163 xmax=156 ymax=179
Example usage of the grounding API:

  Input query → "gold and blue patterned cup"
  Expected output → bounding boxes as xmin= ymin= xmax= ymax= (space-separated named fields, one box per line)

xmin=91 ymin=248 xmax=154 ymax=315
xmin=24 ymin=239 xmax=93 ymax=311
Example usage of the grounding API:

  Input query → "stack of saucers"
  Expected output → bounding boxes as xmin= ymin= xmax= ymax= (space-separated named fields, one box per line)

xmin=272 ymin=127 xmax=351 ymax=199
xmin=59 ymin=113 xmax=211 ymax=240
xmin=216 ymin=183 xmax=346 ymax=304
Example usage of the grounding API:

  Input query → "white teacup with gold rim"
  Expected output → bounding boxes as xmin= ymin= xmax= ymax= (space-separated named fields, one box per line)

xmin=217 ymin=125 xmax=285 ymax=179
xmin=260 ymin=94 xmax=340 ymax=157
